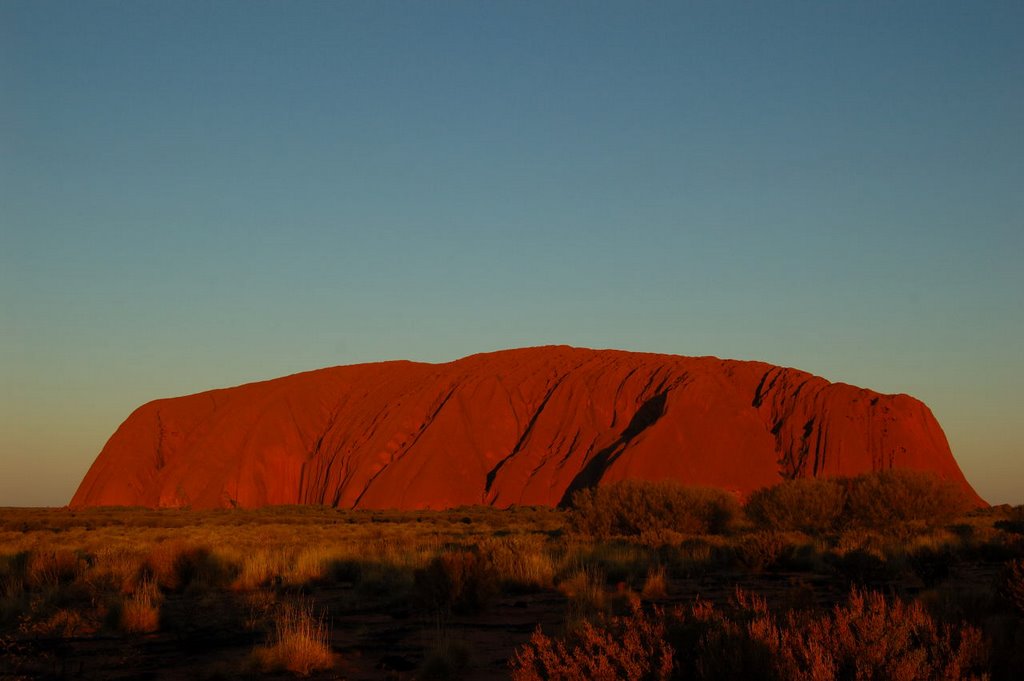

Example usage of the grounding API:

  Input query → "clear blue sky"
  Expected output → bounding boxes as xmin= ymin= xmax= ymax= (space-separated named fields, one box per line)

xmin=2 ymin=1 xmax=1021 ymax=506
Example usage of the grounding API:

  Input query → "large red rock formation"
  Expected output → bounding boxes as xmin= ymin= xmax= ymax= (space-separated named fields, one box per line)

xmin=70 ymin=346 xmax=984 ymax=509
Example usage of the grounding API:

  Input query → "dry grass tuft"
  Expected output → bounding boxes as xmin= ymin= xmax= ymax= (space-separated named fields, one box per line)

xmin=119 ymin=579 xmax=161 ymax=633
xmin=479 ymin=535 xmax=556 ymax=590
xmin=140 ymin=541 xmax=237 ymax=593
xmin=640 ymin=565 xmax=667 ymax=600
xmin=252 ymin=600 xmax=333 ymax=675
xmin=26 ymin=549 xmax=87 ymax=590
xmin=559 ymin=567 xmax=607 ymax=622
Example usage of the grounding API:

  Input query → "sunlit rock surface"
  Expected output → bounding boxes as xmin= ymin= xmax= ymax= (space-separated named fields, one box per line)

xmin=71 ymin=346 xmax=983 ymax=509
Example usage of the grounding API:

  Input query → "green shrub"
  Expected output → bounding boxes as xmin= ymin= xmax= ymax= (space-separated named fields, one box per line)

xmin=569 ymin=480 xmax=739 ymax=539
xmin=744 ymin=478 xmax=846 ymax=533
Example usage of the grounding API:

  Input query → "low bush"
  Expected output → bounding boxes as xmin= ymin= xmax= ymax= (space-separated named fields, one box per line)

xmin=829 ymin=547 xmax=904 ymax=586
xmin=744 ymin=478 xmax=846 ymax=533
xmin=843 ymin=470 xmax=972 ymax=530
xmin=570 ymin=480 xmax=739 ymax=539
xmin=0 ymin=552 xmax=28 ymax=598
xmin=1001 ymin=559 xmax=1024 ymax=616
xmin=512 ymin=598 xmax=673 ymax=681
xmin=733 ymin=531 xmax=793 ymax=573
xmin=414 ymin=550 xmax=498 ymax=615
xmin=139 ymin=542 xmax=238 ymax=593
xmin=511 ymin=588 xmax=988 ymax=681
xmin=907 ymin=545 xmax=955 ymax=587
xmin=775 ymin=589 xmax=989 ymax=681
xmin=746 ymin=471 xmax=973 ymax=536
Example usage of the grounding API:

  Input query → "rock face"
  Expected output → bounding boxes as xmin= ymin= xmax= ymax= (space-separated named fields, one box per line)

xmin=70 ymin=346 xmax=984 ymax=509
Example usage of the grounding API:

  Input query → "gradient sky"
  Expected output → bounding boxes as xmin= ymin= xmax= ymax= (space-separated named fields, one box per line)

xmin=2 ymin=1 xmax=1021 ymax=507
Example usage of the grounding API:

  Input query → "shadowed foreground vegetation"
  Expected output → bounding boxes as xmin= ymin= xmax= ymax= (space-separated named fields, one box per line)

xmin=1 ymin=471 xmax=1022 ymax=680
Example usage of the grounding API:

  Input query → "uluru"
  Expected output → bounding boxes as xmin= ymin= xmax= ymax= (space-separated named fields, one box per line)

xmin=70 ymin=346 xmax=983 ymax=510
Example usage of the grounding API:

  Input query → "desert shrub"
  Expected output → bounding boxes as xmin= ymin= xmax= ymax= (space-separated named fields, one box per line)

xmin=354 ymin=561 xmax=415 ymax=598
xmin=843 ymin=470 xmax=972 ymax=530
xmin=565 ymin=541 xmax=659 ymax=585
xmin=994 ymin=505 xmax=1024 ymax=536
xmin=1001 ymin=559 xmax=1024 ymax=616
xmin=87 ymin=546 xmax=144 ymax=594
xmin=0 ymin=552 xmax=28 ymax=596
xmin=640 ymin=565 xmax=668 ymax=600
xmin=251 ymin=600 xmax=333 ymax=675
xmin=919 ymin=581 xmax=994 ymax=626
xmin=31 ymin=608 xmax=88 ymax=637
xmin=479 ymin=535 xmax=555 ymax=591
xmin=233 ymin=549 xmax=287 ymax=590
xmin=664 ymin=538 xmax=722 ymax=577
xmin=420 ymin=637 xmax=472 ymax=680
xmin=511 ymin=598 xmax=674 ymax=681
xmin=662 ymin=591 xmax=780 ymax=681
xmin=139 ymin=542 xmax=237 ymax=593
xmin=731 ymin=531 xmax=823 ymax=573
xmin=744 ymin=478 xmax=846 ymax=533
xmin=291 ymin=547 xmax=331 ymax=585
xmin=570 ymin=480 xmax=739 ymax=540
xmin=907 ymin=545 xmax=955 ymax=587
xmin=733 ymin=531 xmax=791 ymax=572
xmin=512 ymin=588 xmax=988 ymax=681
xmin=233 ymin=546 xmax=333 ymax=589
xmin=0 ymin=554 xmax=29 ymax=628
xmin=773 ymin=589 xmax=989 ymax=681
xmin=25 ymin=549 xmax=88 ymax=590
xmin=414 ymin=550 xmax=497 ymax=615
xmin=559 ymin=567 xmax=608 ymax=622
xmin=829 ymin=547 xmax=904 ymax=586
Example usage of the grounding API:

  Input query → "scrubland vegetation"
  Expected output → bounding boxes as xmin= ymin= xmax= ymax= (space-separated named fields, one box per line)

xmin=1 ymin=471 xmax=1022 ymax=679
